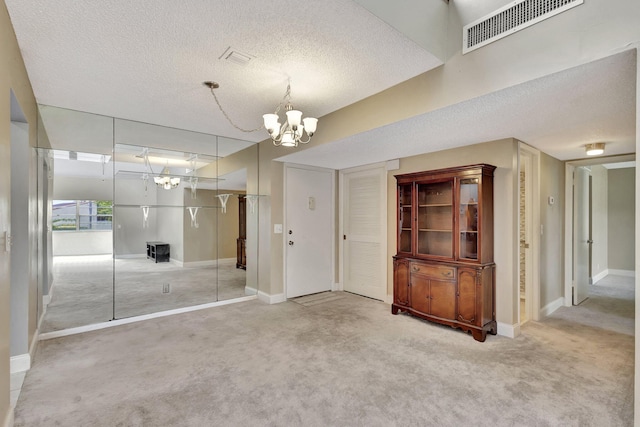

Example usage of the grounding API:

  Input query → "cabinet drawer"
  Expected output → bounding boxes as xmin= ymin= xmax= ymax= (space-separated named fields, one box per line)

xmin=410 ymin=263 xmax=455 ymax=280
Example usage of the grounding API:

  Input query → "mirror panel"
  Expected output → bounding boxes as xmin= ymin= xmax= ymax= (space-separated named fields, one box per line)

xmin=36 ymin=107 xmax=260 ymax=332
xmin=36 ymin=107 xmax=115 ymax=332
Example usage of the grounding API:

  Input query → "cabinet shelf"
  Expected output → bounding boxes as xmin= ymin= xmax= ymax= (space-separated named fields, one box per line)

xmin=419 ymin=229 xmax=452 ymax=232
xmin=419 ymin=203 xmax=452 ymax=207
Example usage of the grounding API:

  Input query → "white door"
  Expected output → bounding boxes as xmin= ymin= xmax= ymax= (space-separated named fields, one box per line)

xmin=573 ymin=166 xmax=590 ymax=305
xmin=341 ymin=165 xmax=386 ymax=301
xmin=285 ymin=166 xmax=333 ymax=298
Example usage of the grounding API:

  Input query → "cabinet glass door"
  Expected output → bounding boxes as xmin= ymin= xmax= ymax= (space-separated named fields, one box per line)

xmin=459 ymin=177 xmax=479 ymax=260
xmin=417 ymin=181 xmax=453 ymax=257
xmin=398 ymin=184 xmax=413 ymax=253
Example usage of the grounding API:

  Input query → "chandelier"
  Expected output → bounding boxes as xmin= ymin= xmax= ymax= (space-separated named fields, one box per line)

xmin=204 ymin=80 xmax=317 ymax=148
xmin=262 ymin=83 xmax=317 ymax=147
xmin=154 ymin=166 xmax=180 ymax=190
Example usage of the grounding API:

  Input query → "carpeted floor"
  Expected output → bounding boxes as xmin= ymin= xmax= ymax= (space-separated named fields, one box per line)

xmin=15 ymin=275 xmax=634 ymax=426
xmin=42 ymin=255 xmax=248 ymax=332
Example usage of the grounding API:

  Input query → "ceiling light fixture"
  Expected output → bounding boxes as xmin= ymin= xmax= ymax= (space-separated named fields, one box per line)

xmin=585 ymin=142 xmax=605 ymax=156
xmin=262 ymin=82 xmax=317 ymax=147
xmin=204 ymin=80 xmax=317 ymax=148
xmin=154 ymin=166 xmax=180 ymax=190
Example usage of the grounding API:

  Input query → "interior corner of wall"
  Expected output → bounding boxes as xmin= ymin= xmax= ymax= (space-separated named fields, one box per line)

xmin=497 ymin=321 xmax=520 ymax=339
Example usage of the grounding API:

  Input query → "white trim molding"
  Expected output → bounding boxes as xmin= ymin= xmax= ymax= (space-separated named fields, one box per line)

xmin=39 ymin=295 xmax=257 ymax=341
xmin=10 ymin=354 xmax=30 ymax=374
xmin=497 ymin=321 xmax=521 ymax=338
xmin=257 ymin=291 xmax=286 ymax=304
xmin=608 ymin=269 xmax=635 ymax=277
xmin=540 ymin=297 xmax=564 ymax=318
xmin=332 ymin=282 xmax=343 ymax=292
xmin=4 ymin=407 xmax=14 ymax=427
xmin=592 ymin=269 xmax=609 ymax=284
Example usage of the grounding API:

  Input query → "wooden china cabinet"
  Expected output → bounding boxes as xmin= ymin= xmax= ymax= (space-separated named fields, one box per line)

xmin=392 ymin=164 xmax=496 ymax=342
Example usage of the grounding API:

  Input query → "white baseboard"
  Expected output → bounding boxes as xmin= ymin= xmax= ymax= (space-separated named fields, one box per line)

xmin=540 ymin=297 xmax=564 ymax=318
xmin=4 ymin=407 xmax=14 ymax=427
xmin=173 ymin=258 xmax=237 ymax=268
xmin=332 ymin=282 xmax=343 ymax=292
xmin=39 ymin=294 xmax=257 ymax=341
xmin=115 ymin=254 xmax=146 ymax=259
xmin=245 ymin=286 xmax=257 ymax=295
xmin=257 ymin=291 xmax=286 ymax=304
xmin=608 ymin=269 xmax=635 ymax=278
xmin=10 ymin=354 xmax=30 ymax=374
xmin=497 ymin=321 xmax=520 ymax=338
xmin=592 ymin=269 xmax=609 ymax=284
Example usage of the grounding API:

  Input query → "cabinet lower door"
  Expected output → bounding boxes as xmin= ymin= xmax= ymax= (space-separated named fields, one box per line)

xmin=457 ymin=268 xmax=478 ymax=325
xmin=430 ymin=280 xmax=456 ymax=320
xmin=410 ymin=276 xmax=430 ymax=314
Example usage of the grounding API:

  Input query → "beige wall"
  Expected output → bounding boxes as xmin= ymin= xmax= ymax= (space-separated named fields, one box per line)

xmin=591 ymin=165 xmax=608 ymax=278
xmin=608 ymin=168 xmax=635 ymax=271
xmin=385 ymin=139 xmax=518 ymax=329
xmin=539 ymin=153 xmax=564 ymax=308
xmin=1 ymin=2 xmax=40 ymax=424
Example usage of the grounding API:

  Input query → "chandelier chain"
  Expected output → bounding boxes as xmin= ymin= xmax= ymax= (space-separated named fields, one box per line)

xmin=208 ymin=86 xmax=264 ymax=133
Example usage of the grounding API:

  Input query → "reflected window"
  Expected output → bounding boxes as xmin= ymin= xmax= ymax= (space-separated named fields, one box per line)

xmin=52 ymin=200 xmax=113 ymax=231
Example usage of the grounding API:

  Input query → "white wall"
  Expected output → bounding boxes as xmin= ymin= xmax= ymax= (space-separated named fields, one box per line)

xmin=114 ymin=178 xmax=159 ymax=257
xmin=52 ymin=231 xmax=112 ymax=256
xmin=53 ymin=175 xmax=112 ymax=201
xmin=608 ymin=168 xmax=635 ymax=272
xmin=10 ymin=121 xmax=29 ymax=358
xmin=539 ymin=152 xmax=564 ymax=308
xmin=591 ymin=165 xmax=608 ymax=280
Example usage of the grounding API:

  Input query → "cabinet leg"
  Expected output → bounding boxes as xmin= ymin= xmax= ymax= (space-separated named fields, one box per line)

xmin=391 ymin=305 xmax=399 ymax=315
xmin=471 ymin=329 xmax=487 ymax=342
xmin=488 ymin=321 xmax=497 ymax=335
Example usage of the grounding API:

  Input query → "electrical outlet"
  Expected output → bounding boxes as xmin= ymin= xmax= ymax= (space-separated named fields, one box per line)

xmin=162 ymin=283 xmax=170 ymax=294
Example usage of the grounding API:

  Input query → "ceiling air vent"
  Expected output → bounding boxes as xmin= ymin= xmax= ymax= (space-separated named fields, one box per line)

xmin=463 ymin=0 xmax=583 ymax=54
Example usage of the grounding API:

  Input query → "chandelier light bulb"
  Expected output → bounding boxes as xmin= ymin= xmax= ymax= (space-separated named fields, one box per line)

xmin=261 ymin=82 xmax=318 ymax=148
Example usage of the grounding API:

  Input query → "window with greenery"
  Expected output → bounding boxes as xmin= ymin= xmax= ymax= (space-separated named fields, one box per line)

xmin=52 ymin=200 xmax=113 ymax=231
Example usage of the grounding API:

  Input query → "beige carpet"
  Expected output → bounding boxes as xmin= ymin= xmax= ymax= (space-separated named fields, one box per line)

xmin=42 ymin=255 xmax=249 ymax=333
xmin=16 ymin=275 xmax=633 ymax=426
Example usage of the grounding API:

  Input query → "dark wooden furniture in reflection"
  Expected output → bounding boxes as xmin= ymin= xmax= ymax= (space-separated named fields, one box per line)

xmin=392 ymin=164 xmax=496 ymax=342
xmin=236 ymin=195 xmax=246 ymax=269
xmin=146 ymin=241 xmax=170 ymax=263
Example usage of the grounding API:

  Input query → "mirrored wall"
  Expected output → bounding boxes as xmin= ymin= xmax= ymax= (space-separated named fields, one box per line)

xmin=37 ymin=106 xmax=260 ymax=333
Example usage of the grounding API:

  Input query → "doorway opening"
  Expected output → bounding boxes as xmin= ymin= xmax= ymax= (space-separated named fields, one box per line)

xmin=564 ymin=155 xmax=636 ymax=307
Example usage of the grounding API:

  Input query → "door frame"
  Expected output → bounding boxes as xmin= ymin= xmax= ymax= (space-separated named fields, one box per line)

xmin=283 ymin=163 xmax=336 ymax=299
xmin=518 ymin=143 xmax=541 ymax=321
xmin=338 ymin=162 xmax=387 ymax=301
xmin=563 ymin=154 xmax=635 ymax=306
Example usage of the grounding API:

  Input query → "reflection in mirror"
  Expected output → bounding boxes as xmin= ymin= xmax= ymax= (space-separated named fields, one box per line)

xmin=113 ymin=141 xmax=223 ymax=319
xmin=36 ymin=106 xmax=260 ymax=333
xmin=37 ymin=147 xmax=115 ymax=333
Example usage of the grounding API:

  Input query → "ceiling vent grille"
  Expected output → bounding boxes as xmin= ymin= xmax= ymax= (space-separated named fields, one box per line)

xmin=463 ymin=0 xmax=583 ymax=54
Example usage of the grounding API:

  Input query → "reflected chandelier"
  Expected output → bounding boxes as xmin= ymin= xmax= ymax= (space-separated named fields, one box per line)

xmin=154 ymin=166 xmax=180 ymax=189
xmin=204 ymin=80 xmax=317 ymax=148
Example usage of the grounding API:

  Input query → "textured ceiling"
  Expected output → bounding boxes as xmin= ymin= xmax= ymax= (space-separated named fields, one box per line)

xmin=278 ymin=49 xmax=637 ymax=169
xmin=5 ymin=0 xmax=442 ymax=145
xmin=5 ymin=1 xmax=636 ymax=171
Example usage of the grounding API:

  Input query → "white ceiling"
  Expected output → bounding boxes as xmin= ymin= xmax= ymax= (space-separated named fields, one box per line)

xmin=5 ymin=0 xmax=441 ymax=145
xmin=278 ymin=50 xmax=637 ymax=169
xmin=5 ymin=1 xmax=637 ymax=171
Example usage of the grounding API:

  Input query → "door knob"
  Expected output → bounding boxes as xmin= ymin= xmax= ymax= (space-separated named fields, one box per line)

xmin=288 ymin=241 xmax=294 ymax=246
